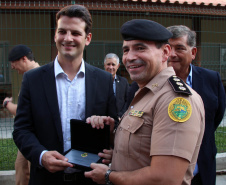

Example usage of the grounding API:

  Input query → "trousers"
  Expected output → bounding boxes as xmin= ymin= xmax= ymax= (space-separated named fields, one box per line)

xmin=15 ymin=150 xmax=30 ymax=185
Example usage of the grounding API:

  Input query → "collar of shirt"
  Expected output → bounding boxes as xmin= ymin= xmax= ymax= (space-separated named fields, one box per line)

xmin=144 ymin=67 xmax=176 ymax=94
xmin=186 ymin=64 xmax=192 ymax=88
xmin=54 ymin=56 xmax=85 ymax=79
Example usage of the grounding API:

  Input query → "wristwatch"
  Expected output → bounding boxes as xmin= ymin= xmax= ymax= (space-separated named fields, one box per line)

xmin=3 ymin=100 xmax=9 ymax=108
xmin=105 ymin=169 xmax=113 ymax=185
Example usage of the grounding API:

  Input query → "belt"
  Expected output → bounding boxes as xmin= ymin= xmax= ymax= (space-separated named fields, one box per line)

xmin=63 ymin=172 xmax=84 ymax=182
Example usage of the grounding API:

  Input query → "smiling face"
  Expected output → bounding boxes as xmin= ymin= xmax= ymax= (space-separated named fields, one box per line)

xmin=168 ymin=35 xmax=197 ymax=75
xmin=54 ymin=15 xmax=92 ymax=63
xmin=104 ymin=57 xmax=120 ymax=79
xmin=122 ymin=40 xmax=170 ymax=87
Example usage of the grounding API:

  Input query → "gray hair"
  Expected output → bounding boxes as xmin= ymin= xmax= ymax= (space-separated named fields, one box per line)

xmin=167 ymin=25 xmax=196 ymax=47
xmin=104 ymin=53 xmax=120 ymax=65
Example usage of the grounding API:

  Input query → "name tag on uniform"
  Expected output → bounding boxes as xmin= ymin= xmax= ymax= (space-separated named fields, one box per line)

xmin=129 ymin=110 xmax=144 ymax=117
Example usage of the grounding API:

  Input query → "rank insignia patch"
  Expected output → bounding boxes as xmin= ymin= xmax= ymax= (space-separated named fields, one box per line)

xmin=168 ymin=97 xmax=192 ymax=122
xmin=168 ymin=75 xmax=192 ymax=95
xmin=81 ymin=153 xmax=88 ymax=157
xmin=129 ymin=110 xmax=144 ymax=117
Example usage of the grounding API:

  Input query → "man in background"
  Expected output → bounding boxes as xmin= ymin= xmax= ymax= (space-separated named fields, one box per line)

xmin=104 ymin=53 xmax=129 ymax=118
xmin=167 ymin=25 xmax=225 ymax=185
xmin=3 ymin=44 xmax=39 ymax=185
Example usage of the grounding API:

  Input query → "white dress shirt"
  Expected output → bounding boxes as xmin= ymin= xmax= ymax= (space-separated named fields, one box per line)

xmin=55 ymin=57 xmax=86 ymax=152
xmin=39 ymin=57 xmax=86 ymax=166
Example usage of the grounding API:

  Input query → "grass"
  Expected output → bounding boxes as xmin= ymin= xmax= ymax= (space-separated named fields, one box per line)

xmin=215 ymin=127 xmax=226 ymax=153
xmin=0 ymin=128 xmax=225 ymax=170
xmin=0 ymin=138 xmax=17 ymax=170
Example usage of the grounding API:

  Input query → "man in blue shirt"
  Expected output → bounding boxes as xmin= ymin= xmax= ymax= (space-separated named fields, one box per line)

xmin=167 ymin=25 xmax=225 ymax=185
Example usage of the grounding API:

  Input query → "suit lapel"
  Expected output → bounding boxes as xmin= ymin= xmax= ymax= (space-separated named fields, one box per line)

xmin=115 ymin=75 xmax=120 ymax=100
xmin=192 ymin=65 xmax=203 ymax=96
xmin=42 ymin=62 xmax=63 ymax=144
xmin=85 ymin=63 xmax=97 ymax=118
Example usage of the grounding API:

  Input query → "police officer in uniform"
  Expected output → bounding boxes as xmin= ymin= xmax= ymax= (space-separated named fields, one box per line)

xmin=85 ymin=19 xmax=205 ymax=185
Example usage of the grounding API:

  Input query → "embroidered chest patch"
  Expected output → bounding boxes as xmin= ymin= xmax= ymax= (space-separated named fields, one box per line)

xmin=129 ymin=110 xmax=144 ymax=117
xmin=168 ymin=97 xmax=192 ymax=123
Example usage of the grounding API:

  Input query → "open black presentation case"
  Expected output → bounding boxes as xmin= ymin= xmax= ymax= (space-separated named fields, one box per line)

xmin=64 ymin=119 xmax=110 ymax=171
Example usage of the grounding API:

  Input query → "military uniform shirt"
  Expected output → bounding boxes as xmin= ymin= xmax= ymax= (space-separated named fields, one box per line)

xmin=111 ymin=67 xmax=205 ymax=185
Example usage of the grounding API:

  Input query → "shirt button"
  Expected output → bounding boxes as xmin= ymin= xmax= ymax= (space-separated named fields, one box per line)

xmin=67 ymin=137 xmax=71 ymax=141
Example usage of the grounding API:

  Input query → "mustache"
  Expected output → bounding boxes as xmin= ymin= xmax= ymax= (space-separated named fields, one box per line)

xmin=125 ymin=59 xmax=145 ymax=68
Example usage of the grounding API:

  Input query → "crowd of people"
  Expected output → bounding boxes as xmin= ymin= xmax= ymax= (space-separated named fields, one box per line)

xmin=2 ymin=4 xmax=225 ymax=185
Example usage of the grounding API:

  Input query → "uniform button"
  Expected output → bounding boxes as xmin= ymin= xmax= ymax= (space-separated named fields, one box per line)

xmin=119 ymin=128 xmax=122 ymax=131
xmin=127 ymin=125 xmax=130 ymax=129
xmin=131 ymin=106 xmax=134 ymax=109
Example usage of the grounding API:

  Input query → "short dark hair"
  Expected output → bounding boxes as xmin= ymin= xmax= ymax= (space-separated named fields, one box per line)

xmin=26 ymin=52 xmax=35 ymax=61
xmin=167 ymin=25 xmax=196 ymax=47
xmin=56 ymin=4 xmax=92 ymax=36
xmin=155 ymin=41 xmax=169 ymax=49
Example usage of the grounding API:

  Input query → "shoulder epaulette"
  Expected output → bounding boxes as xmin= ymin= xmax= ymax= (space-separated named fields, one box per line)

xmin=168 ymin=75 xmax=192 ymax=95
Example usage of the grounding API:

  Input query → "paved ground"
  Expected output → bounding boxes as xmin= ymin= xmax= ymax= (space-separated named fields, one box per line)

xmin=0 ymin=170 xmax=226 ymax=185
xmin=216 ymin=174 xmax=226 ymax=185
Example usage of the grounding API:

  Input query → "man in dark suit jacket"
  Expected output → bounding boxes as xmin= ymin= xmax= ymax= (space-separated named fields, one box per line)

xmin=167 ymin=25 xmax=225 ymax=185
xmin=126 ymin=81 xmax=139 ymax=109
xmin=13 ymin=5 xmax=117 ymax=185
xmin=104 ymin=53 xmax=129 ymax=118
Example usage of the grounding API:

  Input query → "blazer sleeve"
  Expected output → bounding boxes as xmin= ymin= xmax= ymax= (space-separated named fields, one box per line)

xmin=214 ymin=72 xmax=226 ymax=130
xmin=13 ymin=73 xmax=46 ymax=168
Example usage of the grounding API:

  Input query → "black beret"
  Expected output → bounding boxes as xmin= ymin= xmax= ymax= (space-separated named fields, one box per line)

xmin=8 ymin=44 xmax=32 ymax=62
xmin=120 ymin=19 xmax=172 ymax=41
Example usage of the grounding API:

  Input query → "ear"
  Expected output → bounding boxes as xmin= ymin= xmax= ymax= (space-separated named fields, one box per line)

xmin=85 ymin=33 xmax=92 ymax=46
xmin=191 ymin=47 xmax=197 ymax=60
xmin=22 ymin=56 xmax=27 ymax=62
xmin=162 ymin=44 xmax=171 ymax=62
xmin=117 ymin=63 xmax=120 ymax=69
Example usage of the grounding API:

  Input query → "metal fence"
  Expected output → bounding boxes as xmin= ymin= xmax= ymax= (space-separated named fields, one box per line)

xmin=0 ymin=0 xmax=226 ymax=170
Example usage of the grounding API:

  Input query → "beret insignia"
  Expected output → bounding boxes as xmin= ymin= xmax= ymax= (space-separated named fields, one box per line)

xmin=168 ymin=97 xmax=192 ymax=123
xmin=168 ymin=75 xmax=192 ymax=95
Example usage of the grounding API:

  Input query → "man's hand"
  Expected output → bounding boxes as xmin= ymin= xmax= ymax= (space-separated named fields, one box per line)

xmin=42 ymin=151 xmax=73 ymax=173
xmin=99 ymin=149 xmax=113 ymax=164
xmin=3 ymin=97 xmax=12 ymax=107
xmin=86 ymin=116 xmax=115 ymax=132
xmin=84 ymin=163 xmax=109 ymax=184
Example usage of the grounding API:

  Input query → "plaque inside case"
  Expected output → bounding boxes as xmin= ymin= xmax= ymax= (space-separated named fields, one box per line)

xmin=65 ymin=119 xmax=110 ymax=171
